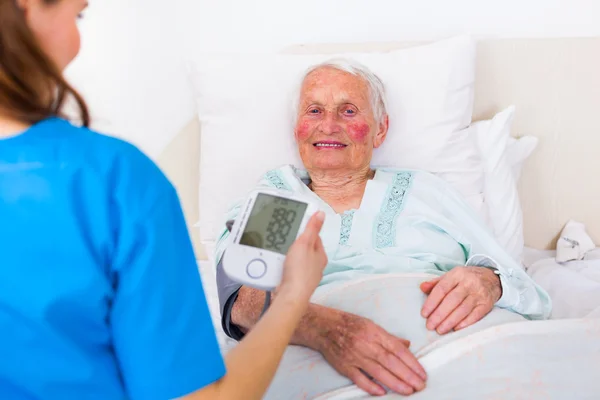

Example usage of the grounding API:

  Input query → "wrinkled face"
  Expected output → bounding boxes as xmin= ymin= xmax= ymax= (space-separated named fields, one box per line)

xmin=19 ymin=0 xmax=88 ymax=71
xmin=294 ymin=67 xmax=388 ymax=173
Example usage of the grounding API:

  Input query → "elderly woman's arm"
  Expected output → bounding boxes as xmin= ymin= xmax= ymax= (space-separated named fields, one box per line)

xmin=219 ymin=273 xmax=427 ymax=396
xmin=216 ymin=255 xmax=344 ymax=350
xmin=229 ymin=285 xmax=338 ymax=349
xmin=214 ymin=178 xmax=426 ymax=396
xmin=418 ymin=175 xmax=552 ymax=334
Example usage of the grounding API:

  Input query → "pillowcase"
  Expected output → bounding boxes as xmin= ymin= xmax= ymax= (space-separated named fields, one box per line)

xmin=470 ymin=106 xmax=538 ymax=262
xmin=507 ymin=135 xmax=539 ymax=182
xmin=188 ymin=36 xmax=480 ymax=246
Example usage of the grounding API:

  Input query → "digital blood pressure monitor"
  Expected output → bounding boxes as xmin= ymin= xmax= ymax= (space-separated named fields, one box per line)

xmin=222 ymin=189 xmax=319 ymax=290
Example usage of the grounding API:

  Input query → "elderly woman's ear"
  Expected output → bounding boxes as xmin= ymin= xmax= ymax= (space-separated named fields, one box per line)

xmin=373 ymin=114 xmax=390 ymax=149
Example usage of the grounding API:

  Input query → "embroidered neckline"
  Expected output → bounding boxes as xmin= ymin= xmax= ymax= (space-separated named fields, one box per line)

xmin=374 ymin=172 xmax=413 ymax=248
xmin=339 ymin=210 xmax=356 ymax=245
xmin=265 ymin=170 xmax=292 ymax=191
xmin=266 ymin=167 xmax=413 ymax=248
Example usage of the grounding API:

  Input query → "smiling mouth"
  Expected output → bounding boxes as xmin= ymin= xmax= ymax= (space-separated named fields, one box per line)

xmin=313 ymin=142 xmax=347 ymax=148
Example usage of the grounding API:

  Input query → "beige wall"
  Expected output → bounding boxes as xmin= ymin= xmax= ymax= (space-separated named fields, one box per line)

xmin=156 ymin=117 xmax=206 ymax=260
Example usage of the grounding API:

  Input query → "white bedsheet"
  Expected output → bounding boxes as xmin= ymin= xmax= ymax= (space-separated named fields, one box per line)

xmin=316 ymin=317 xmax=600 ymax=400
xmin=522 ymin=246 xmax=556 ymax=269
xmin=524 ymin=248 xmax=600 ymax=319
xmin=261 ymin=274 xmax=600 ymax=399
xmin=199 ymin=247 xmax=600 ymax=349
xmin=198 ymin=256 xmax=600 ymax=399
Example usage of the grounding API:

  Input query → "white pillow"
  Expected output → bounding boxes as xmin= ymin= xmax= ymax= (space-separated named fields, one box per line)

xmin=507 ymin=135 xmax=539 ymax=182
xmin=471 ymin=106 xmax=537 ymax=262
xmin=189 ymin=36 xmax=480 ymax=245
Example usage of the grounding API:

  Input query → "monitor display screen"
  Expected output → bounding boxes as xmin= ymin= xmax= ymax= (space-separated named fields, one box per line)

xmin=240 ymin=193 xmax=308 ymax=255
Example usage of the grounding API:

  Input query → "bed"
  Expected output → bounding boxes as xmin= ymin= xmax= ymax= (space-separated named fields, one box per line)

xmin=155 ymin=37 xmax=600 ymax=399
xmin=198 ymin=256 xmax=600 ymax=399
xmin=525 ymin=248 xmax=600 ymax=319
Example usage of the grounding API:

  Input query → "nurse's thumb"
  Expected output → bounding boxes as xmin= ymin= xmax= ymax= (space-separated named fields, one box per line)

xmin=302 ymin=211 xmax=325 ymax=243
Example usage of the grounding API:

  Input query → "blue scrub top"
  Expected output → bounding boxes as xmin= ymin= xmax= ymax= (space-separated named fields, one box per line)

xmin=0 ymin=118 xmax=225 ymax=399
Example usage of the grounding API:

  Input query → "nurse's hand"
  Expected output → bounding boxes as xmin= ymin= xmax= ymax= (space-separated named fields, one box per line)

xmin=277 ymin=211 xmax=328 ymax=303
xmin=189 ymin=212 xmax=327 ymax=400
xmin=420 ymin=266 xmax=502 ymax=335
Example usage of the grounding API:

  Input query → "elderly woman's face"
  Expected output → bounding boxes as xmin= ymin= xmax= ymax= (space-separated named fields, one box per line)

xmin=294 ymin=67 xmax=387 ymax=173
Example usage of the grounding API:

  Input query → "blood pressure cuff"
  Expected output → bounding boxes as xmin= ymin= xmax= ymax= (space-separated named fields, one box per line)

xmin=216 ymin=252 xmax=246 ymax=341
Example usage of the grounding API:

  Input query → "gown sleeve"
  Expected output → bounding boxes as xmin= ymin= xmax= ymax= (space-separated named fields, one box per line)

xmin=431 ymin=172 xmax=552 ymax=320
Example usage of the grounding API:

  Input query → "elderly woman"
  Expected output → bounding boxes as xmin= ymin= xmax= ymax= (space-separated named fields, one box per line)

xmin=215 ymin=59 xmax=551 ymax=397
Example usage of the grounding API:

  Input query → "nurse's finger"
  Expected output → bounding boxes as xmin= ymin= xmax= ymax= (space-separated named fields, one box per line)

xmin=426 ymin=286 xmax=468 ymax=331
xmin=300 ymin=211 xmax=325 ymax=244
xmin=437 ymin=296 xmax=476 ymax=334
xmin=421 ymin=275 xmax=458 ymax=318
xmin=455 ymin=304 xmax=490 ymax=331
xmin=314 ymin=235 xmax=325 ymax=255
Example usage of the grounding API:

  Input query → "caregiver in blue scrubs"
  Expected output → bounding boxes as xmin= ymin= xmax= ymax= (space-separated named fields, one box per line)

xmin=0 ymin=1 xmax=328 ymax=399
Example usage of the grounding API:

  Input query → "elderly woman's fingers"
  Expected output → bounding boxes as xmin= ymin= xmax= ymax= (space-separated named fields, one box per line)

xmin=426 ymin=287 xmax=468 ymax=331
xmin=361 ymin=359 xmax=415 ymax=396
xmin=347 ymin=368 xmax=387 ymax=396
xmin=437 ymin=296 xmax=476 ymax=334
xmin=419 ymin=277 xmax=441 ymax=294
xmin=396 ymin=347 xmax=427 ymax=382
xmin=421 ymin=275 xmax=458 ymax=318
xmin=382 ymin=336 xmax=426 ymax=381
xmin=373 ymin=350 xmax=426 ymax=392
xmin=455 ymin=304 xmax=491 ymax=331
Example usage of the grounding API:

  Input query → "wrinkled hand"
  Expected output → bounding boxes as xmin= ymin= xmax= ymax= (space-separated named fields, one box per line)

xmin=319 ymin=312 xmax=427 ymax=396
xmin=420 ymin=266 xmax=502 ymax=335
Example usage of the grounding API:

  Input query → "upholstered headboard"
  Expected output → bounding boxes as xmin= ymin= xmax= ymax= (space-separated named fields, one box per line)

xmin=157 ymin=38 xmax=600 ymax=260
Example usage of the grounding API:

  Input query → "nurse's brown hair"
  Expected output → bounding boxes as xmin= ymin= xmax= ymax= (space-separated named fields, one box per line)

xmin=0 ymin=0 xmax=90 ymax=126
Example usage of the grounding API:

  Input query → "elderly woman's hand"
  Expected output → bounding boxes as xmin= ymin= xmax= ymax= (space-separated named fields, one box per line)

xmin=420 ymin=266 xmax=502 ymax=334
xmin=317 ymin=311 xmax=427 ymax=396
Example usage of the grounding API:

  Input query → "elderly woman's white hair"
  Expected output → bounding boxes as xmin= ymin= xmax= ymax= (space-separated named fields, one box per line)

xmin=292 ymin=58 xmax=388 ymax=125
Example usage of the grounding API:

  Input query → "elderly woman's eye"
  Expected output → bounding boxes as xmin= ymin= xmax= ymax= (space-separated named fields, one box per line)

xmin=343 ymin=109 xmax=356 ymax=115
xmin=308 ymin=108 xmax=320 ymax=114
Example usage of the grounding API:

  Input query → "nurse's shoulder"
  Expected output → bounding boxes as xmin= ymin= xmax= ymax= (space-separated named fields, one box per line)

xmin=51 ymin=117 xmax=175 ymax=214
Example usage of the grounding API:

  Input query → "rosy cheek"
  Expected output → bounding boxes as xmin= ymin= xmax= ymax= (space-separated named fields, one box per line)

xmin=295 ymin=120 xmax=313 ymax=141
xmin=347 ymin=121 xmax=371 ymax=142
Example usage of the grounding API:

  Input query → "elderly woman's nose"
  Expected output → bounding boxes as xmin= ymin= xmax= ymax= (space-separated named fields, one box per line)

xmin=319 ymin=112 xmax=342 ymax=134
